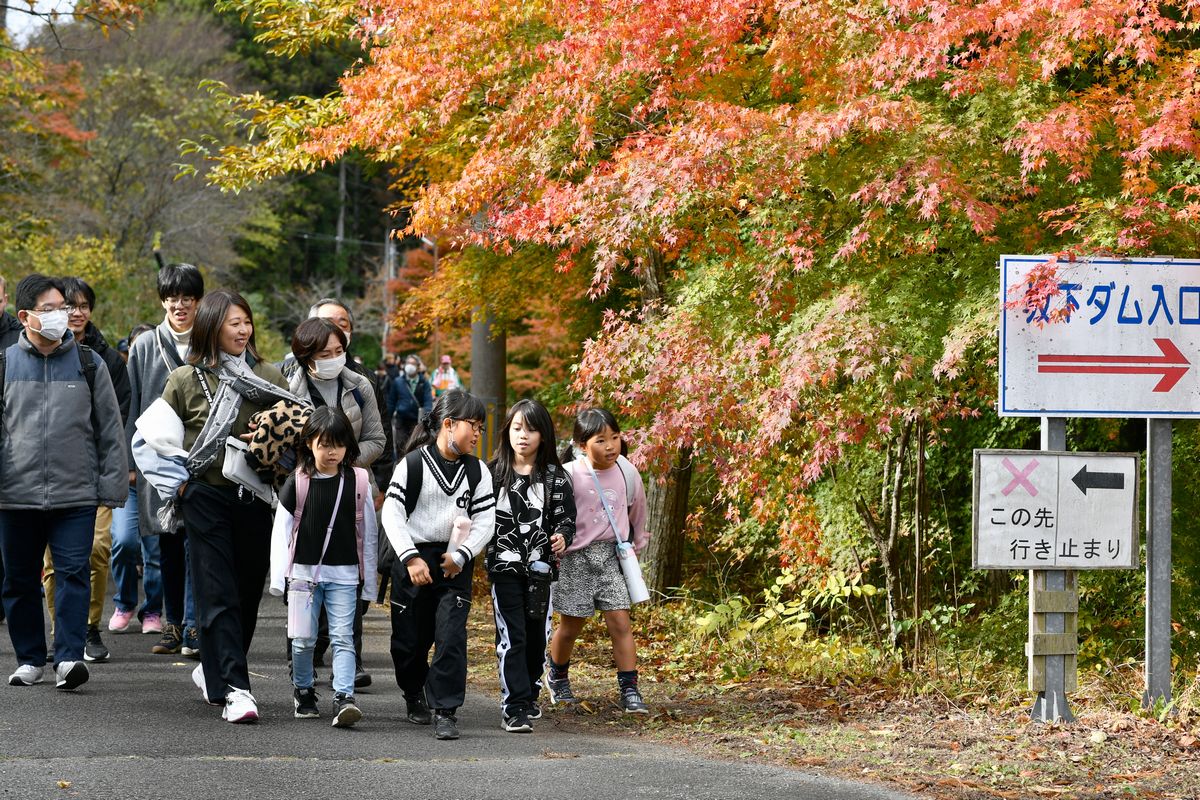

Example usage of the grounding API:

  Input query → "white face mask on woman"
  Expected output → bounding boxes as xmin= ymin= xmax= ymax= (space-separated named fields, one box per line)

xmin=310 ymin=354 xmax=346 ymax=381
xmin=403 ymin=363 xmax=417 ymax=377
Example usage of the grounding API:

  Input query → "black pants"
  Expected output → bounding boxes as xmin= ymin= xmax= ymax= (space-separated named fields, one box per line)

xmin=181 ymin=482 xmax=271 ymax=701
xmin=389 ymin=543 xmax=473 ymax=712
xmin=491 ymin=574 xmax=551 ymax=715
xmin=160 ymin=530 xmax=186 ymax=626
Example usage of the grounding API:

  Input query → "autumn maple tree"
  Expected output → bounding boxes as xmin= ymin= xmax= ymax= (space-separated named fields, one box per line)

xmin=196 ymin=0 xmax=1200 ymax=643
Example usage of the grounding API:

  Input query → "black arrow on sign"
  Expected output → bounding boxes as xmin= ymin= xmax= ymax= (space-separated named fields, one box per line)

xmin=1071 ymin=466 xmax=1125 ymax=495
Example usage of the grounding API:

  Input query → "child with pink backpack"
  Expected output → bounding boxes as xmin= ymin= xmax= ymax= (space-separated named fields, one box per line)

xmin=269 ymin=406 xmax=378 ymax=727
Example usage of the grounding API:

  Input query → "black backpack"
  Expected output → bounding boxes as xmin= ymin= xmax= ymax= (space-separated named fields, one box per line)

xmin=376 ymin=447 xmax=483 ymax=577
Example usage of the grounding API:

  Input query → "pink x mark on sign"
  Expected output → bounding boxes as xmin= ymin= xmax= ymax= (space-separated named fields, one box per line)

xmin=1001 ymin=457 xmax=1039 ymax=496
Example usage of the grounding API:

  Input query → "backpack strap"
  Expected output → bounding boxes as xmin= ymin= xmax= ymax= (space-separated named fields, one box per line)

xmin=290 ymin=472 xmax=309 ymax=542
xmin=350 ymin=387 xmax=365 ymax=409
xmin=0 ymin=348 xmax=7 ymax=423
xmin=353 ymin=466 xmax=369 ymax=579
xmin=76 ymin=344 xmax=97 ymax=391
xmin=464 ymin=454 xmax=482 ymax=505
xmin=402 ymin=448 xmax=424 ymax=519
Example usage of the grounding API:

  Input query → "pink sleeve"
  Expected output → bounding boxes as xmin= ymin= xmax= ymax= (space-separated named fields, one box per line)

xmin=629 ymin=468 xmax=650 ymax=554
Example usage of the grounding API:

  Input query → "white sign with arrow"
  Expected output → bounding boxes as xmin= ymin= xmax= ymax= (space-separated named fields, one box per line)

xmin=973 ymin=449 xmax=1139 ymax=570
xmin=1000 ymin=255 xmax=1200 ymax=417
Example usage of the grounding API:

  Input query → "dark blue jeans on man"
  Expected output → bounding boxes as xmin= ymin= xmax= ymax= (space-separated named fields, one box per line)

xmin=0 ymin=506 xmax=97 ymax=666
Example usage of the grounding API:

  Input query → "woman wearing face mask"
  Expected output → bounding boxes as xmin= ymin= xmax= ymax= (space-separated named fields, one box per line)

xmin=386 ymin=354 xmax=433 ymax=459
xmin=288 ymin=318 xmax=386 ymax=473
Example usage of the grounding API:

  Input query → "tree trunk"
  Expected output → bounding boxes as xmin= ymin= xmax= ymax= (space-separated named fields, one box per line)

xmin=642 ymin=445 xmax=693 ymax=597
xmin=634 ymin=248 xmax=692 ymax=601
xmin=855 ymin=420 xmax=913 ymax=650
xmin=469 ymin=306 xmax=506 ymax=459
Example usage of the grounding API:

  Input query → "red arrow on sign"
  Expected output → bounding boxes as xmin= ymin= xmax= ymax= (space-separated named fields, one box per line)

xmin=1037 ymin=338 xmax=1190 ymax=392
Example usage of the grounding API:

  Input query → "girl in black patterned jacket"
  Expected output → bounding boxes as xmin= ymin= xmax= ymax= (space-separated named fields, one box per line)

xmin=486 ymin=399 xmax=576 ymax=732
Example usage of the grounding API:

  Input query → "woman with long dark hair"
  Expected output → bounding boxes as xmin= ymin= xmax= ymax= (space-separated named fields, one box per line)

xmin=159 ymin=290 xmax=296 ymax=723
xmin=486 ymin=399 xmax=575 ymax=732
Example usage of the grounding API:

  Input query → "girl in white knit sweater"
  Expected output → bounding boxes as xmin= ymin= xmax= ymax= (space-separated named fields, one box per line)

xmin=381 ymin=389 xmax=495 ymax=740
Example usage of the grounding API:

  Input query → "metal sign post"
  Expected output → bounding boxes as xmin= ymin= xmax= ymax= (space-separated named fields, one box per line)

xmin=1144 ymin=419 xmax=1173 ymax=708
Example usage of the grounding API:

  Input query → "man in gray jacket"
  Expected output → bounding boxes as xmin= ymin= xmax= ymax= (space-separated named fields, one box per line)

xmin=0 ymin=274 xmax=127 ymax=691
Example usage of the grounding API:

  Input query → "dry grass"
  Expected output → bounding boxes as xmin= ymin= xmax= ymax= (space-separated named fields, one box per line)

xmin=461 ymin=593 xmax=1200 ymax=799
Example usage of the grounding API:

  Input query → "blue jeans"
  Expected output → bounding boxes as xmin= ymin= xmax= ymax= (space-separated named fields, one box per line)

xmin=291 ymin=581 xmax=357 ymax=696
xmin=0 ymin=507 xmax=97 ymax=665
xmin=110 ymin=486 xmax=164 ymax=617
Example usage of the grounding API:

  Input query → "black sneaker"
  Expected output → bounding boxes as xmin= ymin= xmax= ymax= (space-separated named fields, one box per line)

xmin=405 ymin=694 xmax=432 ymax=725
xmin=151 ymin=623 xmax=182 ymax=655
xmin=293 ymin=686 xmax=320 ymax=718
xmin=83 ymin=626 xmax=110 ymax=663
xmin=433 ymin=711 xmax=459 ymax=740
xmin=332 ymin=693 xmax=362 ymax=728
xmin=502 ymin=709 xmax=532 ymax=733
xmin=527 ymin=700 xmax=542 ymax=720
xmin=354 ymin=662 xmax=372 ymax=689
xmin=620 ymin=685 xmax=649 ymax=714
xmin=548 ymin=675 xmax=577 ymax=705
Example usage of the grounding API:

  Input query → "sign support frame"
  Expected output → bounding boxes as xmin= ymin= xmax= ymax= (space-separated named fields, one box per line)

xmin=1029 ymin=417 xmax=1076 ymax=723
xmin=1144 ymin=419 xmax=1173 ymax=709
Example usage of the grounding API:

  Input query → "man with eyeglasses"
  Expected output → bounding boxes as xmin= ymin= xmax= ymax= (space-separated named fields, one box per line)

xmin=0 ymin=274 xmax=127 ymax=692
xmin=123 ymin=263 xmax=204 ymax=661
xmin=39 ymin=277 xmax=131 ymax=666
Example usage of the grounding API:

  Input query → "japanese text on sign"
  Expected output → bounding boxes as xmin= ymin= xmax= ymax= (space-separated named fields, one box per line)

xmin=973 ymin=450 xmax=1139 ymax=570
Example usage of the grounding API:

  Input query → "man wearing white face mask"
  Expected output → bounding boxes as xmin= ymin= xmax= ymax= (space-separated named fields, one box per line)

xmin=0 ymin=274 xmax=127 ymax=692
xmin=387 ymin=354 xmax=433 ymax=456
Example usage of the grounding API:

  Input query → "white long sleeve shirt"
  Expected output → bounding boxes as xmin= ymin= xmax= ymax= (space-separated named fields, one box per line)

xmin=381 ymin=445 xmax=495 ymax=567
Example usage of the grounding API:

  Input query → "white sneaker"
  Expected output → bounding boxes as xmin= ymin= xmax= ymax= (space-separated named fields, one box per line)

xmin=222 ymin=688 xmax=259 ymax=724
xmin=192 ymin=664 xmax=220 ymax=706
xmin=54 ymin=661 xmax=89 ymax=691
xmin=8 ymin=664 xmax=45 ymax=686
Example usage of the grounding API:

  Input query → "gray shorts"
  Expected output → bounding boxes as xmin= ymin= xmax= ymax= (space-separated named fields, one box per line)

xmin=553 ymin=540 xmax=630 ymax=617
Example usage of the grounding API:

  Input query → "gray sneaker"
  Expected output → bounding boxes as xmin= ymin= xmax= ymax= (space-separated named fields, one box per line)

xmin=55 ymin=661 xmax=89 ymax=691
xmin=8 ymin=664 xmax=44 ymax=686
xmin=619 ymin=686 xmax=649 ymax=714
xmin=548 ymin=675 xmax=577 ymax=705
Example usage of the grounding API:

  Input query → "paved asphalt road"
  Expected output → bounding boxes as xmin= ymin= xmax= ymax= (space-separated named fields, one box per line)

xmin=0 ymin=589 xmax=914 ymax=800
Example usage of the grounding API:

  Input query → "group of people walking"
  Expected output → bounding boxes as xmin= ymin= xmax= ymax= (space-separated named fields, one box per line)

xmin=0 ymin=265 xmax=651 ymax=739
